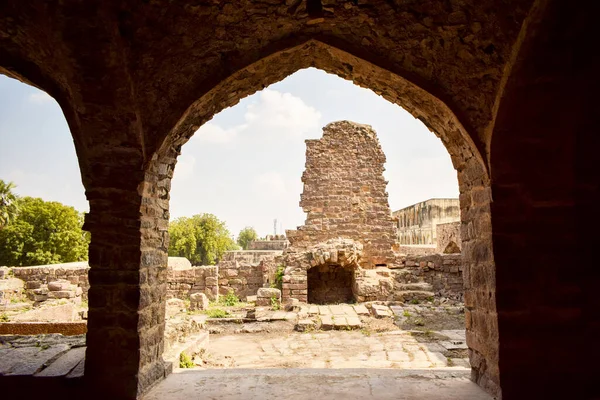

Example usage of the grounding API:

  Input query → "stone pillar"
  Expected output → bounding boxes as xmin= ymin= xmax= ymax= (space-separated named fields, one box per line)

xmin=490 ymin=1 xmax=599 ymax=398
xmin=83 ymin=151 xmax=173 ymax=398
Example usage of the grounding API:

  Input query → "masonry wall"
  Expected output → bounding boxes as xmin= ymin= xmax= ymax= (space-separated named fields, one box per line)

xmin=395 ymin=254 xmax=464 ymax=301
xmin=286 ymin=121 xmax=397 ymax=267
xmin=393 ymin=199 xmax=460 ymax=245
xmin=248 ymin=240 xmax=289 ymax=251
xmin=10 ymin=263 xmax=90 ymax=301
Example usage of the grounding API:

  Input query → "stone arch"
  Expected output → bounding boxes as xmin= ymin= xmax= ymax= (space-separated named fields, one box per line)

xmin=150 ymin=38 xmax=497 ymax=394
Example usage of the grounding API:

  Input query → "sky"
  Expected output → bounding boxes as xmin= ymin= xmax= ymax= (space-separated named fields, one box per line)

xmin=0 ymin=68 xmax=459 ymax=238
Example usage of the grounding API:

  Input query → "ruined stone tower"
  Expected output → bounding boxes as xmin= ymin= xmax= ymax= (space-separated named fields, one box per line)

xmin=286 ymin=121 xmax=398 ymax=267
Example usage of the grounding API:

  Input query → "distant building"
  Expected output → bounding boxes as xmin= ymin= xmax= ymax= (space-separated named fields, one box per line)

xmin=393 ymin=198 xmax=460 ymax=246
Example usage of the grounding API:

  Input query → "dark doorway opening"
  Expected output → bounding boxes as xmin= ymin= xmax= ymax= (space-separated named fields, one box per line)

xmin=307 ymin=264 xmax=355 ymax=304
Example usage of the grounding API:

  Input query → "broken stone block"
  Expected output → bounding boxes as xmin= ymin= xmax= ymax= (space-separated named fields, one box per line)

xmin=295 ymin=319 xmax=316 ymax=332
xmin=47 ymin=290 xmax=75 ymax=299
xmin=371 ymin=304 xmax=393 ymax=318
xmin=189 ymin=292 xmax=209 ymax=311
xmin=26 ymin=281 xmax=42 ymax=289
xmin=284 ymin=298 xmax=300 ymax=312
xmin=166 ymin=298 xmax=186 ymax=318
xmin=48 ymin=280 xmax=71 ymax=291
xmin=256 ymin=288 xmax=281 ymax=307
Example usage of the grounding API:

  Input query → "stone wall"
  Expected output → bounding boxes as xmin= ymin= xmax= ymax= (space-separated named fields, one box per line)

xmin=394 ymin=254 xmax=464 ymax=301
xmin=393 ymin=199 xmax=460 ymax=245
xmin=10 ymin=262 xmax=90 ymax=301
xmin=398 ymin=245 xmax=437 ymax=256
xmin=286 ymin=121 xmax=398 ymax=267
xmin=166 ymin=251 xmax=281 ymax=301
xmin=248 ymin=240 xmax=289 ymax=251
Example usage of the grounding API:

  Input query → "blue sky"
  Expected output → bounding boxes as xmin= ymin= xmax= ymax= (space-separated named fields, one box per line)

xmin=0 ymin=68 xmax=459 ymax=237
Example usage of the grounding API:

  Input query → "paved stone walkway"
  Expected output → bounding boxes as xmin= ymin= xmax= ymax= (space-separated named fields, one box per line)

xmin=202 ymin=330 xmax=469 ymax=369
xmin=144 ymin=369 xmax=492 ymax=400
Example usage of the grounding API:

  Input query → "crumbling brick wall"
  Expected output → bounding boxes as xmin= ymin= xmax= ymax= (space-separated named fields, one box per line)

xmin=286 ymin=121 xmax=398 ymax=268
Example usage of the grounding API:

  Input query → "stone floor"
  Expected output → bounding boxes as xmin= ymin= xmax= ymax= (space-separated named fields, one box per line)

xmin=143 ymin=369 xmax=492 ymax=400
xmin=199 ymin=330 xmax=469 ymax=369
xmin=0 ymin=334 xmax=86 ymax=377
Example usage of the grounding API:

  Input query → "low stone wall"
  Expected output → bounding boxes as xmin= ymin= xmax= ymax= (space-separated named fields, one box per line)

xmin=248 ymin=240 xmax=289 ymax=251
xmin=166 ymin=264 xmax=218 ymax=300
xmin=398 ymin=245 xmax=437 ymax=256
xmin=394 ymin=254 xmax=463 ymax=301
xmin=10 ymin=262 xmax=90 ymax=301
xmin=166 ymin=251 xmax=281 ymax=301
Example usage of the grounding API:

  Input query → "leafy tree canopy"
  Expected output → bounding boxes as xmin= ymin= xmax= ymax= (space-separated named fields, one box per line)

xmin=237 ymin=226 xmax=258 ymax=250
xmin=0 ymin=180 xmax=19 ymax=229
xmin=168 ymin=214 xmax=238 ymax=265
xmin=0 ymin=196 xmax=89 ymax=266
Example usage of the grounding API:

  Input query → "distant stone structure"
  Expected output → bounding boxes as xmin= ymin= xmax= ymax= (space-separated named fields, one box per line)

xmin=393 ymin=198 xmax=461 ymax=246
xmin=248 ymin=239 xmax=289 ymax=251
xmin=286 ymin=121 xmax=398 ymax=268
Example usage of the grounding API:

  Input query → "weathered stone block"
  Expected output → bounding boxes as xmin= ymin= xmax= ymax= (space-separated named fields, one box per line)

xmin=48 ymin=280 xmax=71 ymax=291
xmin=190 ymin=292 xmax=209 ymax=311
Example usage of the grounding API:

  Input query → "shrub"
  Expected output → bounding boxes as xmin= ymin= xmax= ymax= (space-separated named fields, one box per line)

xmin=206 ymin=308 xmax=229 ymax=318
xmin=221 ymin=290 xmax=239 ymax=307
xmin=179 ymin=352 xmax=195 ymax=368
xmin=270 ymin=295 xmax=280 ymax=310
xmin=271 ymin=265 xmax=285 ymax=290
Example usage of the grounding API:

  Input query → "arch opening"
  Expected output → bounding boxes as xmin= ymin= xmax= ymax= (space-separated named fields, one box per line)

xmin=148 ymin=39 xmax=497 ymax=393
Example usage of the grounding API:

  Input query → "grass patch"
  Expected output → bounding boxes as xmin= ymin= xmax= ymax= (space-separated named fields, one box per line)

xmin=403 ymin=310 xmax=411 ymax=317
xmin=179 ymin=352 xmax=195 ymax=368
xmin=410 ymin=299 xmax=420 ymax=305
xmin=205 ymin=308 xmax=230 ymax=318
xmin=0 ymin=313 xmax=9 ymax=322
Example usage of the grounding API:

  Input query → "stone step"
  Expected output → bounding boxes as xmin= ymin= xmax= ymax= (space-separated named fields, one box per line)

xmin=165 ymin=331 xmax=210 ymax=364
xmin=319 ymin=315 xmax=362 ymax=330
xmin=396 ymin=282 xmax=433 ymax=291
xmin=394 ymin=290 xmax=435 ymax=303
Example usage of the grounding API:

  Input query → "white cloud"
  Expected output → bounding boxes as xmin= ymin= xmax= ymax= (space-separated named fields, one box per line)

xmin=28 ymin=91 xmax=54 ymax=104
xmin=254 ymin=171 xmax=287 ymax=198
xmin=194 ymin=123 xmax=243 ymax=144
xmin=245 ymin=89 xmax=321 ymax=137
xmin=192 ymin=89 xmax=322 ymax=145
xmin=173 ymin=154 xmax=196 ymax=181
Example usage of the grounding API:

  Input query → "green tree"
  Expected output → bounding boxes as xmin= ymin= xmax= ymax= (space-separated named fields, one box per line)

xmin=0 ymin=197 xmax=89 ymax=266
xmin=237 ymin=226 xmax=258 ymax=250
xmin=168 ymin=214 xmax=238 ymax=265
xmin=0 ymin=180 xmax=19 ymax=229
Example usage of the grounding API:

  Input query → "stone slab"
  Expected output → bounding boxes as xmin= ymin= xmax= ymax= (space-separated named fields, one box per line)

xmin=332 ymin=316 xmax=348 ymax=328
xmin=329 ymin=305 xmax=344 ymax=315
xmin=145 ymin=369 xmax=492 ymax=400
xmin=353 ymin=304 xmax=369 ymax=315
xmin=371 ymin=304 xmax=392 ymax=318
xmin=320 ymin=315 xmax=334 ymax=330
xmin=440 ymin=341 xmax=468 ymax=350
xmin=346 ymin=316 xmax=362 ymax=328
xmin=66 ymin=358 xmax=85 ymax=378
xmin=35 ymin=346 xmax=86 ymax=377
xmin=2 ymin=344 xmax=70 ymax=375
